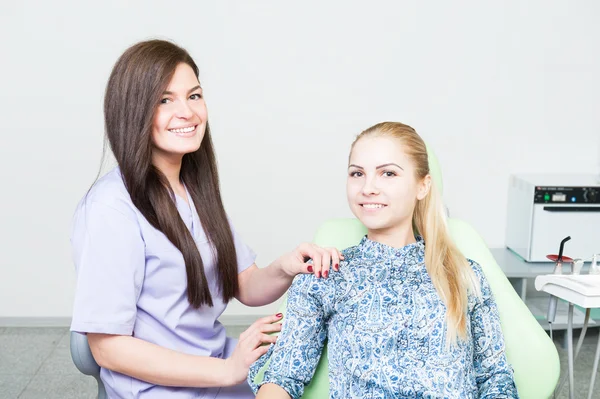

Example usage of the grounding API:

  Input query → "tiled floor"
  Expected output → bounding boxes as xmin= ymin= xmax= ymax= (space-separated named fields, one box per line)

xmin=0 ymin=326 xmax=598 ymax=398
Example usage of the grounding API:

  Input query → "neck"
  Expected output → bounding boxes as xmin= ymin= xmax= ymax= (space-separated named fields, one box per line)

xmin=367 ymin=223 xmax=417 ymax=249
xmin=152 ymin=152 xmax=185 ymax=194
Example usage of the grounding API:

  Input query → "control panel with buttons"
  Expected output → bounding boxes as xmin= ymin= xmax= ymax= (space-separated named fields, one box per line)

xmin=534 ymin=186 xmax=600 ymax=204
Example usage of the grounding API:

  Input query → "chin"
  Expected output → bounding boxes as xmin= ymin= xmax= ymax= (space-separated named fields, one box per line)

xmin=173 ymin=143 xmax=202 ymax=155
xmin=353 ymin=214 xmax=386 ymax=231
xmin=361 ymin=220 xmax=390 ymax=231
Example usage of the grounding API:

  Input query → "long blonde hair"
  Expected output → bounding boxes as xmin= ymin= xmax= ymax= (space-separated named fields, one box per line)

xmin=351 ymin=122 xmax=480 ymax=344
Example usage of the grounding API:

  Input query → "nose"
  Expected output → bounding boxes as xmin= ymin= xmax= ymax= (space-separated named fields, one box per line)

xmin=361 ymin=176 xmax=379 ymax=196
xmin=175 ymin=100 xmax=193 ymax=119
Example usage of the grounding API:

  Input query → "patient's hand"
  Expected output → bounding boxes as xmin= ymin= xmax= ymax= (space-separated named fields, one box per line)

xmin=256 ymin=383 xmax=292 ymax=399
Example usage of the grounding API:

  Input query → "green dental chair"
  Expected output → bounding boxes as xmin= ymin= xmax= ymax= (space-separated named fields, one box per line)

xmin=253 ymin=146 xmax=560 ymax=398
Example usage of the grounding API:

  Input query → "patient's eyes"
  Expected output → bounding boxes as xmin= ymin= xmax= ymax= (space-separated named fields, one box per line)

xmin=349 ymin=170 xmax=397 ymax=178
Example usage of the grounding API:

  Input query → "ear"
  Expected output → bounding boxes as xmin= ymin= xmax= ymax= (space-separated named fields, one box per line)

xmin=417 ymin=175 xmax=431 ymax=200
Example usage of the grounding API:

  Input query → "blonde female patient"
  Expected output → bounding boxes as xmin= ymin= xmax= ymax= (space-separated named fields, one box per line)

xmin=249 ymin=122 xmax=519 ymax=398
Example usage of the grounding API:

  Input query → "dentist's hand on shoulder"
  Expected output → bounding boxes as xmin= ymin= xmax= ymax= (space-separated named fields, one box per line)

xmin=236 ymin=243 xmax=343 ymax=308
xmin=277 ymin=243 xmax=344 ymax=279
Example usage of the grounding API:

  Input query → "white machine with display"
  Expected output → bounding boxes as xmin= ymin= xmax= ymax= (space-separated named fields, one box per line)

xmin=505 ymin=174 xmax=600 ymax=263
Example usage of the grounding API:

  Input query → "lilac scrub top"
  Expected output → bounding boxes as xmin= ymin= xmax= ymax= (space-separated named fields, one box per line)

xmin=70 ymin=168 xmax=257 ymax=399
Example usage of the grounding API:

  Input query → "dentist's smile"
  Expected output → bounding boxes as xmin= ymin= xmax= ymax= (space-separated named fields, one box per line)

xmin=168 ymin=125 xmax=198 ymax=137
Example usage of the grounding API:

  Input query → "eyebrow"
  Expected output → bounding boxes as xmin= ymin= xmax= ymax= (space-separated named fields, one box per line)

xmin=162 ymin=85 xmax=202 ymax=96
xmin=348 ymin=163 xmax=404 ymax=170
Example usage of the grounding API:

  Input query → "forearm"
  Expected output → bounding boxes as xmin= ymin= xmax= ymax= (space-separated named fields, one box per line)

xmin=256 ymin=383 xmax=292 ymax=399
xmin=237 ymin=263 xmax=294 ymax=307
xmin=88 ymin=333 xmax=232 ymax=388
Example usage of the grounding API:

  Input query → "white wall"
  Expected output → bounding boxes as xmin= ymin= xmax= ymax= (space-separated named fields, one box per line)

xmin=1 ymin=1 xmax=599 ymax=323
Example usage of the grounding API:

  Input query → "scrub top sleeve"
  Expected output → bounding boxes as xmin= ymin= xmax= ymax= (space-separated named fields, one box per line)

xmin=70 ymin=200 xmax=145 ymax=336
xmin=228 ymin=219 xmax=257 ymax=274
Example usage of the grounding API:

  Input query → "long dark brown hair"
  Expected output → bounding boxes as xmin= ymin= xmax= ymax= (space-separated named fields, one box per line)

xmin=102 ymin=39 xmax=238 ymax=307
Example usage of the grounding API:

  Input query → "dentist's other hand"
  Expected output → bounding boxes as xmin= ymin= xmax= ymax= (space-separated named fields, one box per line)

xmin=224 ymin=313 xmax=283 ymax=385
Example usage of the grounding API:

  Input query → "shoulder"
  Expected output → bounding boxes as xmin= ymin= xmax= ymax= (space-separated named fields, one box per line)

xmin=466 ymin=258 xmax=484 ymax=277
xmin=466 ymin=258 xmax=491 ymax=288
xmin=290 ymin=267 xmax=338 ymax=300
xmin=465 ymin=258 xmax=495 ymax=303
xmin=340 ymin=244 xmax=362 ymax=263
xmin=289 ymin=243 xmax=362 ymax=290
xmin=74 ymin=168 xmax=139 ymax=223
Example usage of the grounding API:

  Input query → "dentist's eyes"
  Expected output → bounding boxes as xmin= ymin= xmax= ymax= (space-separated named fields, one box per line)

xmin=349 ymin=171 xmax=363 ymax=177
xmin=382 ymin=170 xmax=397 ymax=177
xmin=160 ymin=93 xmax=202 ymax=104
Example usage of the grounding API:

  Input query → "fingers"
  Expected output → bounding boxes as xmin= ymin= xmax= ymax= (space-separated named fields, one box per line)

xmin=259 ymin=322 xmax=283 ymax=335
xmin=239 ymin=313 xmax=283 ymax=341
xmin=250 ymin=332 xmax=278 ymax=347
xmin=254 ymin=313 xmax=283 ymax=327
xmin=236 ymin=332 xmax=277 ymax=368
xmin=253 ymin=343 xmax=272 ymax=358
xmin=300 ymin=244 xmax=344 ymax=278
xmin=241 ymin=328 xmax=279 ymax=356
xmin=307 ymin=244 xmax=322 ymax=277
xmin=329 ymin=247 xmax=341 ymax=272
xmin=228 ymin=314 xmax=285 ymax=378
xmin=243 ymin=340 xmax=273 ymax=367
xmin=299 ymin=244 xmax=325 ymax=278
xmin=319 ymin=247 xmax=331 ymax=279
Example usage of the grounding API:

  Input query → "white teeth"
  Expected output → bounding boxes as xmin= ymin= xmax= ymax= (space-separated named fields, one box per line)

xmin=362 ymin=204 xmax=385 ymax=209
xmin=169 ymin=126 xmax=195 ymax=133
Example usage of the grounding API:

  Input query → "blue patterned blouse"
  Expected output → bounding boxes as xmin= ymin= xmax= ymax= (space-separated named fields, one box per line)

xmin=248 ymin=236 xmax=519 ymax=398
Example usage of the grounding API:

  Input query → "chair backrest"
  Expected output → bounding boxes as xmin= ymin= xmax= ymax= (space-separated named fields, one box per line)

xmin=446 ymin=218 xmax=560 ymax=397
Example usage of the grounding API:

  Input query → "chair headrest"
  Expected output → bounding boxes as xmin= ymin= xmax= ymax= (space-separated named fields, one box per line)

xmin=426 ymin=143 xmax=443 ymax=196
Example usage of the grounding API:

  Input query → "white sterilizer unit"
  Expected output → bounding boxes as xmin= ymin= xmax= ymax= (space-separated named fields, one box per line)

xmin=506 ymin=174 xmax=600 ymax=262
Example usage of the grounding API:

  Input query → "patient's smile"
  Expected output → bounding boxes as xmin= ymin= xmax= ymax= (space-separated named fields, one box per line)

xmin=361 ymin=203 xmax=387 ymax=209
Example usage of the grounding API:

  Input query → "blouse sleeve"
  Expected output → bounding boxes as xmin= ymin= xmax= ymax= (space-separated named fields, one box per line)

xmin=248 ymin=273 xmax=334 ymax=399
xmin=469 ymin=260 xmax=520 ymax=398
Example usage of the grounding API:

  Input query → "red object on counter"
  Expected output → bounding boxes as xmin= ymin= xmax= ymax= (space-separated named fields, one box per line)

xmin=546 ymin=254 xmax=574 ymax=263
